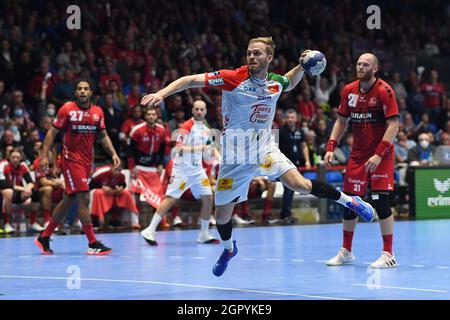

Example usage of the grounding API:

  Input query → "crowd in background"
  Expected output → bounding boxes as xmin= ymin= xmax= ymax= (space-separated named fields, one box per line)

xmin=0 ymin=0 xmax=449 ymax=230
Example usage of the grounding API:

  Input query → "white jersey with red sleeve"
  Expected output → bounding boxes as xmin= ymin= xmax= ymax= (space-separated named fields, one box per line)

xmin=53 ymin=101 xmax=106 ymax=165
xmin=204 ymin=66 xmax=290 ymax=162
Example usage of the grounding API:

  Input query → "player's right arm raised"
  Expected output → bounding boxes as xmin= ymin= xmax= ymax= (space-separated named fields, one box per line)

xmin=141 ymin=74 xmax=205 ymax=107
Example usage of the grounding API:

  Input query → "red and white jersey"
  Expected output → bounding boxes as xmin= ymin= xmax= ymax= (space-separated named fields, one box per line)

xmin=205 ymin=66 xmax=290 ymax=154
xmin=173 ymin=117 xmax=211 ymax=170
xmin=338 ymin=78 xmax=399 ymax=159
xmin=32 ymin=156 xmax=62 ymax=189
xmin=1 ymin=161 xmax=32 ymax=187
xmin=121 ymin=118 xmax=144 ymax=139
xmin=128 ymin=122 xmax=166 ymax=167
xmin=90 ymin=165 xmax=126 ymax=189
xmin=53 ymin=101 xmax=106 ymax=165
xmin=420 ymin=82 xmax=445 ymax=108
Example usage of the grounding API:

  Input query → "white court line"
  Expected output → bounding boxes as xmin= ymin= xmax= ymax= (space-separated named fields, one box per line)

xmin=194 ymin=257 xmax=206 ymax=260
xmin=353 ymin=284 xmax=447 ymax=293
xmin=266 ymin=258 xmax=280 ymax=262
xmin=168 ymin=256 xmax=183 ymax=259
xmin=314 ymin=260 xmax=327 ymax=263
xmin=144 ymin=256 xmax=157 ymax=258
xmin=18 ymin=256 xmax=32 ymax=258
xmin=437 ymin=266 xmax=450 ymax=269
xmin=120 ymin=256 xmax=132 ymax=258
xmin=291 ymin=259 xmax=304 ymax=262
xmin=0 ymin=275 xmax=350 ymax=300
xmin=411 ymin=265 xmax=425 ymax=268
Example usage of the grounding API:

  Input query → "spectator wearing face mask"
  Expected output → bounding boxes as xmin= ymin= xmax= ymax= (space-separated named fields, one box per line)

xmin=408 ymin=132 xmax=437 ymax=166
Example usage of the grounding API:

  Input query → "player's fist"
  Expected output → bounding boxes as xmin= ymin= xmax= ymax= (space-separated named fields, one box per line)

xmin=141 ymin=92 xmax=164 ymax=107
xmin=112 ymin=154 xmax=121 ymax=169
xmin=298 ymin=49 xmax=312 ymax=67
xmin=324 ymin=151 xmax=334 ymax=168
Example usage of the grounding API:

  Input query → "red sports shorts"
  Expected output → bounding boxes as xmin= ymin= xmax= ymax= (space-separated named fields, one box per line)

xmin=343 ymin=153 xmax=394 ymax=196
xmin=61 ymin=159 xmax=91 ymax=195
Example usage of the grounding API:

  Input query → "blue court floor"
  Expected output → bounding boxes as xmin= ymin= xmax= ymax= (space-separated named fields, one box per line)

xmin=1 ymin=219 xmax=450 ymax=300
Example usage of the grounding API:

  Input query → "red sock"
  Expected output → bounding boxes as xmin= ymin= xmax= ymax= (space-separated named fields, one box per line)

xmin=42 ymin=219 xmax=58 ymax=237
xmin=343 ymin=230 xmax=354 ymax=252
xmin=29 ymin=211 xmax=37 ymax=224
xmin=2 ymin=213 xmax=11 ymax=224
xmin=171 ymin=206 xmax=180 ymax=220
xmin=83 ymin=223 xmax=97 ymax=244
xmin=382 ymin=234 xmax=393 ymax=254
xmin=263 ymin=199 xmax=273 ymax=215
xmin=43 ymin=210 xmax=51 ymax=222
xmin=241 ymin=202 xmax=249 ymax=217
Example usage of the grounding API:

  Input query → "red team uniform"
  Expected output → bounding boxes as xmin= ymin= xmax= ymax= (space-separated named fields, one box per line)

xmin=127 ymin=122 xmax=166 ymax=169
xmin=53 ymin=101 xmax=106 ymax=195
xmin=338 ymin=78 xmax=399 ymax=196
xmin=90 ymin=166 xmax=139 ymax=223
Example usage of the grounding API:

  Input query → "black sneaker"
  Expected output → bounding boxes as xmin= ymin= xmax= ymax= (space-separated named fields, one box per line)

xmin=35 ymin=233 xmax=53 ymax=255
xmin=87 ymin=241 xmax=112 ymax=255
xmin=262 ymin=214 xmax=279 ymax=225
xmin=281 ymin=216 xmax=298 ymax=225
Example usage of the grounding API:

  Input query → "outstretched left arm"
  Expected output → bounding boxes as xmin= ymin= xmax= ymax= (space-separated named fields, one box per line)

xmin=98 ymin=130 xmax=121 ymax=168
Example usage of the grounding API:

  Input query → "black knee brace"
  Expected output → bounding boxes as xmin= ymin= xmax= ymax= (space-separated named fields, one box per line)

xmin=343 ymin=208 xmax=358 ymax=220
xmin=371 ymin=193 xmax=392 ymax=220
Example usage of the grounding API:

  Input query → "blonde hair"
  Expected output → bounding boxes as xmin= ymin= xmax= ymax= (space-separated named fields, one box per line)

xmin=248 ymin=37 xmax=275 ymax=55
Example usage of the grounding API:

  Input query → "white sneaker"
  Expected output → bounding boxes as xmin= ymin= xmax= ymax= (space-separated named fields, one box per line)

xmin=209 ymin=216 xmax=216 ymax=226
xmin=172 ymin=216 xmax=184 ymax=227
xmin=370 ymin=251 xmax=398 ymax=269
xmin=232 ymin=214 xmax=250 ymax=225
xmin=141 ymin=228 xmax=158 ymax=246
xmin=3 ymin=223 xmax=14 ymax=234
xmin=326 ymin=247 xmax=356 ymax=266
xmin=196 ymin=231 xmax=220 ymax=244
xmin=30 ymin=222 xmax=44 ymax=232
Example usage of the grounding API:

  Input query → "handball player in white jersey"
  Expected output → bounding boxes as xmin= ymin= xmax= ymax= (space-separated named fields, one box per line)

xmin=141 ymin=37 xmax=375 ymax=277
xmin=141 ymin=100 xmax=219 ymax=246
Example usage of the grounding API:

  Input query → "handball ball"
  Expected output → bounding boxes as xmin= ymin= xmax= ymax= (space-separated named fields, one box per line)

xmin=301 ymin=50 xmax=327 ymax=76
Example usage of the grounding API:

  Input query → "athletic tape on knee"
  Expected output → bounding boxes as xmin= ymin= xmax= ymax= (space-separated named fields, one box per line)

xmin=371 ymin=193 xmax=392 ymax=220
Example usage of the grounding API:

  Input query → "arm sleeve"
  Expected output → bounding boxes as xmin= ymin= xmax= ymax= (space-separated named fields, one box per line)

xmin=381 ymin=86 xmax=400 ymax=119
xmin=337 ymin=86 xmax=350 ymax=117
xmin=53 ymin=105 xmax=67 ymax=129
xmin=269 ymin=73 xmax=291 ymax=92
xmin=204 ymin=68 xmax=245 ymax=91
xmin=24 ymin=172 xmax=34 ymax=184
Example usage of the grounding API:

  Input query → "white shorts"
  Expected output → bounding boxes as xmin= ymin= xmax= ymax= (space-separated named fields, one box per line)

xmin=214 ymin=146 xmax=296 ymax=206
xmin=165 ymin=165 xmax=213 ymax=199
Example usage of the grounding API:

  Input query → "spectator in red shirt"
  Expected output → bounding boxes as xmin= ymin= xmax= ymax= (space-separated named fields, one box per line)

xmin=99 ymin=60 xmax=122 ymax=92
xmin=89 ymin=165 xmax=140 ymax=230
xmin=119 ymin=104 xmax=144 ymax=145
xmin=127 ymin=85 xmax=143 ymax=109
xmin=297 ymin=93 xmax=315 ymax=122
xmin=420 ymin=69 xmax=446 ymax=122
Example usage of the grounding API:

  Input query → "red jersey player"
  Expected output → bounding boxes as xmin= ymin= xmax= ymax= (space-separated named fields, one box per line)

xmin=35 ymin=78 xmax=120 ymax=255
xmin=324 ymin=53 xmax=400 ymax=269
xmin=0 ymin=149 xmax=42 ymax=233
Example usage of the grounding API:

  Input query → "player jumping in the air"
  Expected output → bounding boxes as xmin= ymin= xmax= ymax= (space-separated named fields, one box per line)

xmin=141 ymin=37 xmax=375 ymax=276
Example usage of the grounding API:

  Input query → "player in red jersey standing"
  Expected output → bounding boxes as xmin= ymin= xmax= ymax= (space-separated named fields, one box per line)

xmin=35 ymin=78 xmax=120 ymax=255
xmin=324 ymin=53 xmax=400 ymax=268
